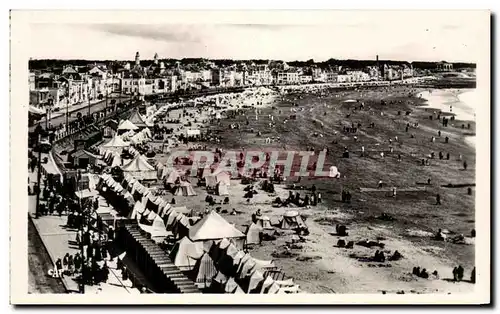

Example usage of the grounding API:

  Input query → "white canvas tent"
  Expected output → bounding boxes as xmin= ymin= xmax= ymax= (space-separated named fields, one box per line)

xmin=189 ymin=211 xmax=245 ymax=249
xmin=128 ymin=110 xmax=148 ymax=128
xmin=216 ymin=183 xmax=229 ymax=196
xmin=245 ymin=222 xmax=263 ymax=245
xmin=169 ymin=237 xmax=206 ymax=271
xmin=165 ymin=169 xmax=181 ymax=185
xmin=174 ymin=181 xmax=197 ymax=196
xmin=117 ymin=119 xmax=139 ymax=131
xmin=100 ymin=135 xmax=130 ymax=153
xmin=279 ymin=210 xmax=307 ymax=230
xmin=121 ymin=155 xmax=157 ymax=181
xmin=192 ymin=252 xmax=217 ymax=288
xmin=205 ymin=171 xmax=231 ymax=196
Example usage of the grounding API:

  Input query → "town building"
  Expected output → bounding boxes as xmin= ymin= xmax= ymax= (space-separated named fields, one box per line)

xmin=118 ymin=52 xmax=177 ymax=95
xmin=346 ymin=70 xmax=371 ymax=82
xmin=436 ymin=61 xmax=453 ymax=72
xmin=276 ymin=69 xmax=300 ymax=85
xmin=300 ymin=75 xmax=313 ymax=84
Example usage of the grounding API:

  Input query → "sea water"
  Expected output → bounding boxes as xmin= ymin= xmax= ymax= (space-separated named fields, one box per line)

xmin=418 ymin=89 xmax=476 ymax=148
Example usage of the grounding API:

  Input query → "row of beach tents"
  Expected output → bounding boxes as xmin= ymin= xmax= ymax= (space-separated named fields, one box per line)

xmin=96 ymin=172 xmax=301 ymax=293
xmin=172 ymin=237 xmax=301 ymax=293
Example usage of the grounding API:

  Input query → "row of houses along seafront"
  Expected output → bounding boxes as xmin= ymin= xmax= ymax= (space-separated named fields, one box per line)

xmin=29 ymin=51 xmax=422 ymax=109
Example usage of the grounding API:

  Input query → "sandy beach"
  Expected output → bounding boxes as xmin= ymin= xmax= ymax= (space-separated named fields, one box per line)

xmin=148 ymin=84 xmax=476 ymax=294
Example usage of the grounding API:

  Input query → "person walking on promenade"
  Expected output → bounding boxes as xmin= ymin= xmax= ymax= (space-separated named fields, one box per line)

xmin=63 ymin=253 xmax=69 ymax=273
xmin=68 ymin=254 xmax=74 ymax=275
xmin=55 ymin=258 xmax=63 ymax=277
xmin=436 ymin=193 xmax=441 ymax=205
xmin=74 ymin=252 xmax=82 ymax=273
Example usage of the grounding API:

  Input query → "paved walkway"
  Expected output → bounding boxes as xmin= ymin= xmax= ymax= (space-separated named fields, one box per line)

xmin=30 ymin=95 xmax=130 ymax=131
xmin=28 ymin=167 xmax=140 ymax=294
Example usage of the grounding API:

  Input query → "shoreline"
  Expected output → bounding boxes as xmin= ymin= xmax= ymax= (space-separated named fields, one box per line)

xmin=417 ymin=88 xmax=476 ymax=149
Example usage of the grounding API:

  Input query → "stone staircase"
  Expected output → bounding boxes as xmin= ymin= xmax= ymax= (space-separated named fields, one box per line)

xmin=117 ymin=224 xmax=200 ymax=294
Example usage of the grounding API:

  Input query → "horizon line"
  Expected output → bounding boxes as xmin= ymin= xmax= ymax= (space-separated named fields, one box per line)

xmin=28 ymin=57 xmax=477 ymax=64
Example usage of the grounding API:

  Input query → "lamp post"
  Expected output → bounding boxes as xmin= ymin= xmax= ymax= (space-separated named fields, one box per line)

xmin=65 ymin=101 xmax=69 ymax=133
xmin=45 ymin=107 xmax=49 ymax=130
xmin=76 ymin=173 xmax=86 ymax=294
xmin=34 ymin=133 xmax=42 ymax=219
xmin=105 ymin=82 xmax=108 ymax=119
xmin=88 ymin=85 xmax=91 ymax=117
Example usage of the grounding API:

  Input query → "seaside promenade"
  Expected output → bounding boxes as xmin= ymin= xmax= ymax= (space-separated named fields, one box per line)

xmin=29 ymin=95 xmax=130 ymax=132
xmin=28 ymin=167 xmax=141 ymax=294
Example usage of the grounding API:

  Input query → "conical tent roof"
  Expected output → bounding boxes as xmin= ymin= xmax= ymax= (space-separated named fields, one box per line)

xmin=117 ymin=119 xmax=139 ymax=131
xmin=122 ymin=154 xmax=155 ymax=172
xmin=128 ymin=110 xmax=148 ymax=128
xmin=189 ymin=211 xmax=245 ymax=242
xmin=102 ymin=135 xmax=129 ymax=148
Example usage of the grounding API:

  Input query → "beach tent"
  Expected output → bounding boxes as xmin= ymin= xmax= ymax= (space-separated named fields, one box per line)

xmin=205 ymin=171 xmax=231 ymax=195
xmin=205 ymin=175 xmax=217 ymax=189
xmin=207 ymin=238 xmax=231 ymax=265
xmin=256 ymin=216 xmax=273 ymax=229
xmin=236 ymin=255 xmax=257 ymax=279
xmin=279 ymin=211 xmax=307 ymax=230
xmin=170 ymin=213 xmax=192 ymax=239
xmin=117 ymin=119 xmax=139 ymax=131
xmin=165 ymin=169 xmax=181 ymax=185
xmin=151 ymin=213 xmax=166 ymax=230
xmin=121 ymin=129 xmax=136 ymax=141
xmin=100 ymin=135 xmax=129 ymax=153
xmin=224 ymin=277 xmax=245 ymax=294
xmin=260 ymin=276 xmax=275 ymax=294
xmin=192 ymin=253 xmax=217 ymax=288
xmin=109 ymin=152 xmax=122 ymax=168
xmin=138 ymin=221 xmax=171 ymax=243
xmin=245 ymin=223 xmax=263 ymax=245
xmin=171 ymin=206 xmax=192 ymax=216
xmin=169 ymin=237 xmax=206 ymax=271
xmin=165 ymin=210 xmax=180 ymax=230
xmin=329 ymin=166 xmax=340 ymax=178
xmin=210 ymin=271 xmax=228 ymax=292
xmin=213 ymin=242 xmax=242 ymax=276
xmin=217 ymin=183 xmax=230 ymax=196
xmin=121 ymin=154 xmax=157 ymax=181
xmin=189 ymin=211 xmax=246 ymax=249
xmin=128 ymin=201 xmax=146 ymax=219
xmin=174 ymin=181 xmax=197 ymax=196
xmin=158 ymin=202 xmax=172 ymax=217
xmin=247 ymin=270 xmax=265 ymax=293
xmin=156 ymin=162 xmax=165 ymax=179
xmin=157 ymin=165 xmax=176 ymax=181
xmin=128 ymin=110 xmax=148 ymax=128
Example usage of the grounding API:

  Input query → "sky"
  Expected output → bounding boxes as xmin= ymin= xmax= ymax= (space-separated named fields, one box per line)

xmin=27 ymin=12 xmax=486 ymax=63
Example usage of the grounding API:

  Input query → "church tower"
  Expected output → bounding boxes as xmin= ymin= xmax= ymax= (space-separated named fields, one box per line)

xmin=154 ymin=53 xmax=159 ymax=65
xmin=135 ymin=51 xmax=140 ymax=66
